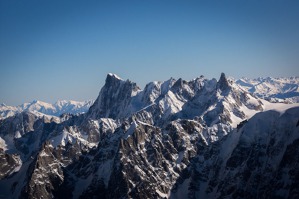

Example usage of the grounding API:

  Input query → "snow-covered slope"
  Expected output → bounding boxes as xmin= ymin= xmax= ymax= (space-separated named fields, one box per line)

xmin=0 ymin=73 xmax=298 ymax=199
xmin=0 ymin=100 xmax=94 ymax=119
xmin=236 ymin=76 xmax=299 ymax=103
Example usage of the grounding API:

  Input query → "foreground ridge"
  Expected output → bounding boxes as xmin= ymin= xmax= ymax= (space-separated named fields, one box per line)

xmin=0 ymin=73 xmax=298 ymax=199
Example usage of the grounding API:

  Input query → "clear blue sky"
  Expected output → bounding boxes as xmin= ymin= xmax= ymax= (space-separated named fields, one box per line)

xmin=1 ymin=0 xmax=298 ymax=105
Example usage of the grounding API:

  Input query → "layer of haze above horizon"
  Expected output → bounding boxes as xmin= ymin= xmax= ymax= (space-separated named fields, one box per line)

xmin=0 ymin=0 xmax=298 ymax=105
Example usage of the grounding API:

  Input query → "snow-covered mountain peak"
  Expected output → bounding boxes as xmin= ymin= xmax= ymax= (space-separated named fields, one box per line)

xmin=29 ymin=100 xmax=55 ymax=108
xmin=104 ymin=73 xmax=141 ymax=93
xmin=105 ymin=73 xmax=125 ymax=87
xmin=107 ymin=73 xmax=122 ymax=80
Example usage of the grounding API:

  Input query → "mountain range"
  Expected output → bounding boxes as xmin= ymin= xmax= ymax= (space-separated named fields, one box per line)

xmin=1 ymin=76 xmax=298 ymax=121
xmin=0 ymin=100 xmax=94 ymax=120
xmin=236 ymin=76 xmax=299 ymax=103
xmin=0 ymin=73 xmax=298 ymax=199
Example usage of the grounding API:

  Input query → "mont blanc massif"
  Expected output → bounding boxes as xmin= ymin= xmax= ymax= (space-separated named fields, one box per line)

xmin=0 ymin=73 xmax=299 ymax=199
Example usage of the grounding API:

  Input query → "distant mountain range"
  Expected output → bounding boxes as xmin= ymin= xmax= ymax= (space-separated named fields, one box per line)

xmin=236 ymin=76 xmax=299 ymax=103
xmin=0 ymin=100 xmax=94 ymax=120
xmin=0 ymin=73 xmax=298 ymax=199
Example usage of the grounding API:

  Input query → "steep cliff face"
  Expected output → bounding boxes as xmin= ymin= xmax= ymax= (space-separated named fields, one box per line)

xmin=87 ymin=73 xmax=141 ymax=120
xmin=0 ymin=73 xmax=298 ymax=199
xmin=0 ymin=149 xmax=21 ymax=180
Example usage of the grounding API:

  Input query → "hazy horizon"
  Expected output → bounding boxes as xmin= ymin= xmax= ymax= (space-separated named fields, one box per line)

xmin=1 ymin=0 xmax=299 ymax=105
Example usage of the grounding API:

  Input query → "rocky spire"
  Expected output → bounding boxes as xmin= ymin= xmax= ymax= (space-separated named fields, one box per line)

xmin=106 ymin=73 xmax=123 ymax=84
xmin=217 ymin=72 xmax=230 ymax=91
xmin=87 ymin=74 xmax=141 ymax=119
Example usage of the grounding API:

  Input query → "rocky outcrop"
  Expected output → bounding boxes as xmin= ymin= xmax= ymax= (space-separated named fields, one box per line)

xmin=0 ymin=149 xmax=21 ymax=180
